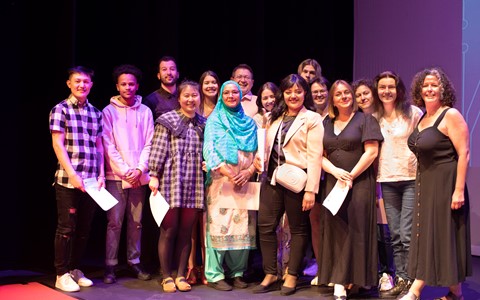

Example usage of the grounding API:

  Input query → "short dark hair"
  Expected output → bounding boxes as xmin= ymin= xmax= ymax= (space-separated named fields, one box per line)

xmin=231 ymin=63 xmax=254 ymax=79
xmin=68 ymin=66 xmax=94 ymax=80
xmin=158 ymin=55 xmax=177 ymax=69
xmin=310 ymin=76 xmax=330 ymax=89
xmin=177 ymin=79 xmax=200 ymax=96
xmin=112 ymin=64 xmax=142 ymax=83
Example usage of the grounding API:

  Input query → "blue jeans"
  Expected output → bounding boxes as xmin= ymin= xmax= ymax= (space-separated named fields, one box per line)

xmin=381 ymin=180 xmax=415 ymax=280
xmin=105 ymin=180 xmax=147 ymax=266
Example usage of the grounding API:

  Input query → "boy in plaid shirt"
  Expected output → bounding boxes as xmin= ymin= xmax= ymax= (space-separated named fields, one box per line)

xmin=49 ymin=66 xmax=105 ymax=293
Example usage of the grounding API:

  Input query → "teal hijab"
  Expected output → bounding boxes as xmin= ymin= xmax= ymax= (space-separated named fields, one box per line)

xmin=203 ymin=80 xmax=258 ymax=175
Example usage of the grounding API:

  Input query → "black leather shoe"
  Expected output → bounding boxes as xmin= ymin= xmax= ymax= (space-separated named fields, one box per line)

xmin=129 ymin=263 xmax=151 ymax=281
xmin=207 ymin=279 xmax=233 ymax=291
xmin=280 ymin=285 xmax=296 ymax=296
xmin=380 ymin=277 xmax=407 ymax=298
xmin=232 ymin=276 xmax=248 ymax=289
xmin=252 ymin=280 xmax=281 ymax=294
xmin=103 ymin=265 xmax=116 ymax=284
xmin=398 ymin=280 xmax=413 ymax=297
xmin=350 ymin=285 xmax=378 ymax=298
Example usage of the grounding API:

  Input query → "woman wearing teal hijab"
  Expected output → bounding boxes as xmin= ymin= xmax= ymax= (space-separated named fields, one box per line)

xmin=203 ymin=80 xmax=259 ymax=291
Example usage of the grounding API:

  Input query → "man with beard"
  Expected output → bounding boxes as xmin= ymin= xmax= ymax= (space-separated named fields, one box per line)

xmin=144 ymin=56 xmax=180 ymax=120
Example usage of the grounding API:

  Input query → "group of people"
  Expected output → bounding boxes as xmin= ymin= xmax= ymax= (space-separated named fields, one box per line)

xmin=49 ymin=57 xmax=471 ymax=300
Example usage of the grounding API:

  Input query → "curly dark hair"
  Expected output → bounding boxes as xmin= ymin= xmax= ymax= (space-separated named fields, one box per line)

xmin=112 ymin=64 xmax=142 ymax=83
xmin=410 ymin=67 xmax=456 ymax=108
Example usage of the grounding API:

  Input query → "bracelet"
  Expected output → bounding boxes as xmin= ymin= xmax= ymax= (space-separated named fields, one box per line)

xmin=98 ymin=175 xmax=105 ymax=181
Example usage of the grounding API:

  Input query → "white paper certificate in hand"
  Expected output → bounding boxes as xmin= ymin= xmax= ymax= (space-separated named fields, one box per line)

xmin=149 ymin=191 xmax=170 ymax=227
xmin=83 ymin=177 xmax=118 ymax=211
xmin=257 ymin=128 xmax=266 ymax=172
xmin=322 ymin=180 xmax=350 ymax=216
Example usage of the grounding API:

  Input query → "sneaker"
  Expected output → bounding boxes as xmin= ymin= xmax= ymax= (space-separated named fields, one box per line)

xmin=55 ymin=273 xmax=80 ymax=292
xmin=70 ymin=269 xmax=93 ymax=287
xmin=129 ymin=263 xmax=151 ymax=281
xmin=103 ymin=265 xmax=116 ymax=284
xmin=378 ymin=273 xmax=394 ymax=291
xmin=311 ymin=275 xmax=319 ymax=285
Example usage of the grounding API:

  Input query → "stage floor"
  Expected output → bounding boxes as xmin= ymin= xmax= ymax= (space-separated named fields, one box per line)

xmin=1 ymin=256 xmax=479 ymax=300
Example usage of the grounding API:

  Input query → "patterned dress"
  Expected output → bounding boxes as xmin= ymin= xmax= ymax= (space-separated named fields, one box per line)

xmin=206 ymin=151 xmax=257 ymax=250
xmin=148 ymin=110 xmax=206 ymax=209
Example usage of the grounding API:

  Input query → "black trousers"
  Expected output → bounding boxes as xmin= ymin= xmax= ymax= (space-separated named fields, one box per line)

xmin=54 ymin=184 xmax=97 ymax=275
xmin=257 ymin=183 xmax=309 ymax=277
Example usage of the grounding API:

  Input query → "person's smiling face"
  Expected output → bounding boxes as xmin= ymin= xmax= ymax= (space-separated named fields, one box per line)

xmin=222 ymin=83 xmax=241 ymax=108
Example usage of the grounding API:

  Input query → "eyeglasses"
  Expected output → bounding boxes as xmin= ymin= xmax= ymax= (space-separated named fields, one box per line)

xmin=234 ymin=75 xmax=252 ymax=81
xmin=312 ymin=90 xmax=328 ymax=95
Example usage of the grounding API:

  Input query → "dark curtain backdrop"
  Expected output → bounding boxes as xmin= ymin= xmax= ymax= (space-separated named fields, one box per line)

xmin=3 ymin=0 xmax=353 ymax=271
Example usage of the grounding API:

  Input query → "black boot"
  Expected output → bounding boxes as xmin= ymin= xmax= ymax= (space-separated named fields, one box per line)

xmin=103 ymin=265 xmax=116 ymax=284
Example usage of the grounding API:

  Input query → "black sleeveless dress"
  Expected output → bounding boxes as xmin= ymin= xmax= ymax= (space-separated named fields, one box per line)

xmin=407 ymin=108 xmax=472 ymax=286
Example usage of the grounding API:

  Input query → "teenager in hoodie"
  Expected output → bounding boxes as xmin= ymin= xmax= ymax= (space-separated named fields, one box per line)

xmin=102 ymin=64 xmax=154 ymax=284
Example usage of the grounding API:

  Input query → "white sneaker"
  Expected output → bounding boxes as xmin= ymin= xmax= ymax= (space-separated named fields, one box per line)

xmin=55 ymin=273 xmax=80 ymax=292
xmin=70 ymin=269 xmax=93 ymax=287
xmin=311 ymin=276 xmax=319 ymax=285
xmin=378 ymin=272 xmax=394 ymax=291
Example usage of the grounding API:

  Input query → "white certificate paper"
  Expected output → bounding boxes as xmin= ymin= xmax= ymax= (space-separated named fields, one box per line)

xmin=257 ymin=128 xmax=266 ymax=172
xmin=220 ymin=182 xmax=260 ymax=210
xmin=322 ymin=180 xmax=350 ymax=216
xmin=149 ymin=191 xmax=170 ymax=227
xmin=83 ymin=177 xmax=118 ymax=211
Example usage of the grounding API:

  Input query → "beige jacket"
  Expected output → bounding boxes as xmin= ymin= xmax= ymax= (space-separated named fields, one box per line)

xmin=265 ymin=107 xmax=324 ymax=193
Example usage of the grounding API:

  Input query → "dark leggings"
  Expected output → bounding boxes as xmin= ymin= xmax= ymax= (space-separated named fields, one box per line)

xmin=158 ymin=207 xmax=199 ymax=279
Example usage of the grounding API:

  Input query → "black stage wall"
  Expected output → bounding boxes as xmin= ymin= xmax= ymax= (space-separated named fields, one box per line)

xmin=3 ymin=0 xmax=354 ymax=271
